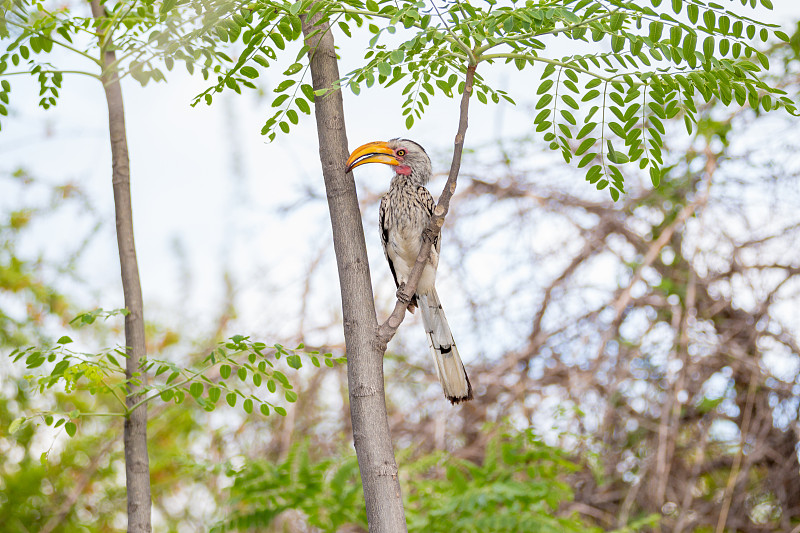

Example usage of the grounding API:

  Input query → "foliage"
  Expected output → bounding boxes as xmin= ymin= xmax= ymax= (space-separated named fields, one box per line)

xmin=190 ymin=0 xmax=797 ymax=200
xmin=2 ymin=0 xmax=794 ymax=201
xmin=0 ymin=0 xmax=243 ymax=121
xmin=0 ymin=174 xmax=222 ymax=531
xmin=403 ymin=427 xmax=605 ymax=533
xmin=8 ymin=330 xmax=344 ymax=437
xmin=0 ymin=387 xmax=123 ymax=532
xmin=212 ymin=441 xmax=367 ymax=532
xmin=216 ymin=427 xmax=621 ymax=533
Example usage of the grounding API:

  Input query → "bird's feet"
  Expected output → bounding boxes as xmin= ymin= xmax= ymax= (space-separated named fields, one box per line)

xmin=396 ymin=283 xmax=412 ymax=305
xmin=396 ymin=283 xmax=418 ymax=313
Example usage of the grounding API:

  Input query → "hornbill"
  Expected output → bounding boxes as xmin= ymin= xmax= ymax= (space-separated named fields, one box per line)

xmin=346 ymin=138 xmax=473 ymax=404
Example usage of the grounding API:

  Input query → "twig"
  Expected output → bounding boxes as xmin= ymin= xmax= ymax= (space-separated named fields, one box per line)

xmin=377 ymin=64 xmax=476 ymax=344
xmin=715 ymin=365 xmax=759 ymax=533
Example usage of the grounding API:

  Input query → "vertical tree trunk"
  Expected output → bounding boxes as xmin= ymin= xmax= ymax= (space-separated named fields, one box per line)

xmin=301 ymin=12 xmax=407 ymax=533
xmin=89 ymin=3 xmax=151 ymax=532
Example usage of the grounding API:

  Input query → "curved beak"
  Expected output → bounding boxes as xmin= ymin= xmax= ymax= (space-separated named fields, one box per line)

xmin=346 ymin=141 xmax=399 ymax=173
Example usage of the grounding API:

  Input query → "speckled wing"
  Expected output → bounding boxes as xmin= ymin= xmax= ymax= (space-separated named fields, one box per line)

xmin=378 ymin=193 xmax=399 ymax=289
xmin=417 ymin=186 xmax=439 ymax=254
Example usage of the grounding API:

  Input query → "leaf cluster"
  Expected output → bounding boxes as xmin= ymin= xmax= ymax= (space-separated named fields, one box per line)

xmin=211 ymin=441 xmax=366 ymax=532
xmin=214 ymin=427 xmax=619 ymax=532
xmin=403 ymin=427 xmax=598 ymax=532
xmin=0 ymin=0 xmax=249 ymax=129
xmin=8 ymin=326 xmax=344 ymax=438
xmin=200 ymin=0 xmax=796 ymax=199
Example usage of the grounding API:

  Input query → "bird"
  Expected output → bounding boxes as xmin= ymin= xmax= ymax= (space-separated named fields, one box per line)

xmin=345 ymin=138 xmax=473 ymax=404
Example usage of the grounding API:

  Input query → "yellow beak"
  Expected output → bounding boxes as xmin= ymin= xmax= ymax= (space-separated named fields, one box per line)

xmin=346 ymin=141 xmax=399 ymax=173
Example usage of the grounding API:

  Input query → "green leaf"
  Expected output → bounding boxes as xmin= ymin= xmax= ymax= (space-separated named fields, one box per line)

xmin=270 ymin=33 xmax=285 ymax=50
xmin=611 ymin=35 xmax=624 ymax=53
xmin=226 ymin=392 xmax=237 ymax=407
xmin=285 ymin=390 xmax=298 ymax=403
xmin=243 ymin=398 xmax=253 ymax=414
xmin=9 ymin=417 xmax=24 ymax=434
xmin=377 ymin=61 xmax=391 ymax=77
xmin=239 ymin=65 xmax=258 ymax=79
xmin=650 ymin=166 xmax=661 ymax=187
xmin=670 ymin=26 xmax=682 ymax=48
xmin=260 ymin=404 xmax=270 ymax=416
xmin=756 ymin=51 xmax=769 ymax=69
xmin=609 ymin=12 xmax=625 ymax=31
xmin=561 ymin=95 xmax=579 ymax=110
xmin=287 ymin=354 xmax=302 ymax=369
xmin=537 ymin=80 xmax=553 ymax=95
xmin=703 ymin=9 xmax=716 ymax=30
xmin=65 ymin=422 xmax=77 ymax=437
xmin=577 ymin=122 xmax=597 ymax=139
xmin=575 ymin=138 xmax=596 ymax=156
xmin=652 ymin=20 xmax=666 ymax=41
xmin=160 ymin=0 xmax=177 ymax=15
xmin=190 ymin=382 xmax=203 ymax=398
xmin=57 ymin=336 xmax=72 ymax=344
xmin=586 ymin=165 xmax=602 ymax=183
xmin=703 ymin=36 xmax=715 ymax=58
xmin=208 ymin=387 xmax=221 ymax=403
xmin=267 ymin=379 xmax=276 ymax=393
xmin=52 ymin=360 xmax=69 ymax=375
xmin=687 ymin=4 xmax=698 ymax=24
xmin=683 ymin=32 xmax=697 ymax=59
xmin=578 ymin=152 xmax=597 ymax=168
xmin=274 ymin=406 xmax=287 ymax=416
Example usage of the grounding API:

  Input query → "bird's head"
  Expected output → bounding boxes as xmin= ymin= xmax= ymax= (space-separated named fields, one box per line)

xmin=346 ymin=138 xmax=432 ymax=184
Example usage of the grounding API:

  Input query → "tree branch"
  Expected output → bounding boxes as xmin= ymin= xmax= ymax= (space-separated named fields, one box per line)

xmin=377 ymin=64 xmax=476 ymax=345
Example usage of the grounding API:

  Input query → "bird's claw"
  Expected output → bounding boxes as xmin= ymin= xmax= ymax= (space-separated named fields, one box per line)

xmin=396 ymin=283 xmax=412 ymax=304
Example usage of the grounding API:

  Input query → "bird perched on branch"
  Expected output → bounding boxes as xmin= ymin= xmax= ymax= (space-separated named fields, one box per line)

xmin=346 ymin=138 xmax=473 ymax=404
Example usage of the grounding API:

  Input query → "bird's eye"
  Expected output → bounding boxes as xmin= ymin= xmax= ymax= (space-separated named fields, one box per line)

xmin=396 ymin=149 xmax=406 ymax=156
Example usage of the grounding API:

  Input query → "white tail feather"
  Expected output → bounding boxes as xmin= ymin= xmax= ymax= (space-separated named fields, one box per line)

xmin=417 ymin=289 xmax=473 ymax=404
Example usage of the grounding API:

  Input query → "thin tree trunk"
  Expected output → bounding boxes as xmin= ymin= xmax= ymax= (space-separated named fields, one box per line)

xmin=89 ymin=3 xmax=151 ymax=532
xmin=301 ymin=12 xmax=407 ymax=533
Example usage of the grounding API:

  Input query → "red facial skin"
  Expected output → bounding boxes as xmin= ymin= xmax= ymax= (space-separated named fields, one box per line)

xmin=395 ymin=150 xmax=412 ymax=175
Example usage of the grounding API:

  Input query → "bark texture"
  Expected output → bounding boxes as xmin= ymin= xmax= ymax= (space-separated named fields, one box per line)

xmin=90 ymin=2 xmax=151 ymax=531
xmin=301 ymin=12 xmax=407 ymax=532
